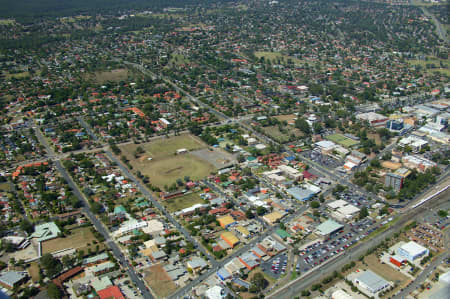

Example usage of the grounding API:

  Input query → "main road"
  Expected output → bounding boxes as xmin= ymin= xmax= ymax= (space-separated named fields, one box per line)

xmin=267 ymin=186 xmax=450 ymax=299
xmin=33 ymin=125 xmax=154 ymax=298
xmin=121 ymin=59 xmax=383 ymax=203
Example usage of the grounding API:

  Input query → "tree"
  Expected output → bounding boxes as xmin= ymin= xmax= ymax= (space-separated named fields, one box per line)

xmin=40 ymin=253 xmax=62 ymax=278
xmin=250 ymin=272 xmax=267 ymax=293
xmin=47 ymin=282 xmax=62 ymax=299
xmin=313 ymin=122 xmax=323 ymax=133
xmin=295 ymin=117 xmax=311 ymax=135
xmin=62 ymin=255 xmax=74 ymax=269
xmin=359 ymin=207 xmax=369 ymax=219
xmin=20 ymin=220 xmax=34 ymax=234
xmin=301 ymin=290 xmax=311 ymax=296
xmin=256 ymin=206 xmax=267 ymax=216
xmin=438 ymin=210 xmax=448 ymax=218
xmin=310 ymin=201 xmax=320 ymax=209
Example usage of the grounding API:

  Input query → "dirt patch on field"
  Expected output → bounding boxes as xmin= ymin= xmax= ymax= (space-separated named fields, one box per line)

xmin=144 ymin=264 xmax=177 ymax=298
xmin=190 ymin=147 xmax=236 ymax=169
xmin=84 ymin=68 xmax=130 ymax=84
xmin=41 ymin=227 xmax=102 ymax=254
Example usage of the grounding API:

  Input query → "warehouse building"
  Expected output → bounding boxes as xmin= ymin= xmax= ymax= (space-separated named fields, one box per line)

xmin=315 ymin=219 xmax=344 ymax=237
xmin=354 ymin=270 xmax=390 ymax=295
xmin=220 ymin=232 xmax=239 ymax=248
xmin=396 ymin=241 xmax=429 ymax=262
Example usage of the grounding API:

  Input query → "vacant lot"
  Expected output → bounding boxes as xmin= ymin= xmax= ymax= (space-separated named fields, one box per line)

xmin=326 ymin=134 xmax=359 ymax=148
xmin=0 ymin=182 xmax=11 ymax=192
xmin=163 ymin=192 xmax=207 ymax=212
xmin=190 ymin=147 xmax=236 ymax=168
xmin=408 ymin=58 xmax=450 ymax=76
xmin=41 ymin=227 xmax=100 ymax=254
xmin=4 ymin=71 xmax=30 ymax=80
xmin=84 ymin=68 xmax=129 ymax=84
xmin=367 ymin=133 xmax=382 ymax=146
xmin=166 ymin=53 xmax=190 ymax=66
xmin=144 ymin=264 xmax=177 ymax=298
xmin=121 ymin=134 xmax=205 ymax=160
xmin=264 ymin=126 xmax=303 ymax=144
xmin=255 ymin=51 xmax=303 ymax=65
xmin=143 ymin=154 xmax=215 ymax=188
xmin=274 ymin=114 xmax=297 ymax=122
xmin=240 ymin=268 xmax=275 ymax=299
xmin=28 ymin=262 xmax=40 ymax=283
xmin=120 ymin=134 xmax=215 ymax=188
xmin=0 ymin=19 xmax=15 ymax=25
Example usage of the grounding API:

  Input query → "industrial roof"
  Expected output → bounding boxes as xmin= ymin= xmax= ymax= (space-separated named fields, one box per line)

xmin=220 ymin=231 xmax=239 ymax=245
xmin=217 ymin=268 xmax=232 ymax=280
xmin=236 ymin=225 xmax=250 ymax=236
xmin=400 ymin=241 xmax=428 ymax=256
xmin=31 ymin=222 xmax=61 ymax=242
xmin=355 ymin=270 xmax=389 ymax=292
xmin=217 ymin=215 xmax=236 ymax=227
xmin=97 ymin=285 xmax=125 ymax=299
xmin=327 ymin=199 xmax=348 ymax=209
xmin=0 ymin=271 xmax=27 ymax=287
xmin=286 ymin=187 xmax=315 ymax=201
xmin=113 ymin=205 xmax=127 ymax=214
xmin=88 ymin=261 xmax=115 ymax=273
xmin=316 ymin=219 xmax=343 ymax=236
xmin=275 ymin=229 xmax=291 ymax=239
xmin=188 ymin=257 xmax=208 ymax=269
xmin=83 ymin=253 xmax=109 ymax=265
xmin=263 ymin=211 xmax=284 ymax=223
xmin=91 ymin=276 xmax=112 ymax=292
xmin=337 ymin=204 xmax=360 ymax=215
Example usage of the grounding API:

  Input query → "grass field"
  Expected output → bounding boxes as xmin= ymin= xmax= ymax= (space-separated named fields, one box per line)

xmin=367 ymin=133 xmax=382 ymax=146
xmin=144 ymin=264 xmax=177 ymax=298
xmin=264 ymin=126 xmax=303 ymax=144
xmin=411 ymin=0 xmax=443 ymax=6
xmin=122 ymin=134 xmax=205 ymax=160
xmin=274 ymin=114 xmax=296 ymax=122
xmin=4 ymin=71 xmax=30 ymax=79
xmin=264 ymin=126 xmax=291 ymax=143
xmin=408 ymin=58 xmax=450 ymax=76
xmin=120 ymin=134 xmax=216 ymax=188
xmin=163 ymin=192 xmax=206 ymax=212
xmin=28 ymin=262 xmax=40 ymax=283
xmin=85 ymin=68 xmax=129 ymax=84
xmin=41 ymin=227 xmax=101 ymax=254
xmin=0 ymin=182 xmax=11 ymax=192
xmin=255 ymin=51 xmax=303 ymax=65
xmin=0 ymin=19 xmax=15 ymax=25
xmin=325 ymin=134 xmax=359 ymax=148
xmin=166 ymin=53 xmax=190 ymax=66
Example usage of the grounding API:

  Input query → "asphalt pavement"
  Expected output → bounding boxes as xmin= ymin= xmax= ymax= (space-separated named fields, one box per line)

xmin=33 ymin=125 xmax=153 ymax=298
xmin=267 ymin=188 xmax=450 ymax=299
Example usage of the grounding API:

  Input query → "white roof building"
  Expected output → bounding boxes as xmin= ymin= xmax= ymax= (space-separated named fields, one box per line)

xmin=115 ymin=218 xmax=147 ymax=236
xmin=315 ymin=140 xmax=336 ymax=150
xmin=142 ymin=219 xmax=164 ymax=235
xmin=397 ymin=241 xmax=429 ymax=262
xmin=331 ymin=289 xmax=353 ymax=299
xmin=205 ymin=285 xmax=225 ymax=299
xmin=354 ymin=270 xmax=390 ymax=294
xmin=327 ymin=199 xmax=348 ymax=210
